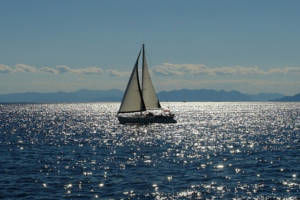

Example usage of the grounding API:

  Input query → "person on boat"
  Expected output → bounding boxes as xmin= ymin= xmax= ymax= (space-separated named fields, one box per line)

xmin=163 ymin=109 xmax=171 ymax=115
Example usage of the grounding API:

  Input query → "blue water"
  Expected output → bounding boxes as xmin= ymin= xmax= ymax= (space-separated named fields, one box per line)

xmin=0 ymin=102 xmax=299 ymax=199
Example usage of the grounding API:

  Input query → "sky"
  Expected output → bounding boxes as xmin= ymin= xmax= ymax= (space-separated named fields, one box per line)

xmin=0 ymin=0 xmax=300 ymax=95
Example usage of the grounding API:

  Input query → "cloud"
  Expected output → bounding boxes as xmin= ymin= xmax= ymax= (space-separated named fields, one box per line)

xmin=1 ymin=63 xmax=300 ymax=78
xmin=54 ymin=65 xmax=103 ymax=75
xmin=153 ymin=63 xmax=300 ymax=76
xmin=1 ymin=64 xmax=103 ymax=75
xmin=211 ymin=65 xmax=265 ymax=75
xmin=15 ymin=64 xmax=37 ymax=73
xmin=40 ymin=66 xmax=60 ymax=74
xmin=55 ymin=65 xmax=73 ymax=73
xmin=0 ymin=64 xmax=14 ymax=73
xmin=0 ymin=64 xmax=38 ymax=73
xmin=73 ymin=66 xmax=103 ymax=75
xmin=0 ymin=64 xmax=103 ymax=75
xmin=267 ymin=66 xmax=300 ymax=74
xmin=106 ymin=69 xmax=129 ymax=77
xmin=153 ymin=63 xmax=207 ymax=76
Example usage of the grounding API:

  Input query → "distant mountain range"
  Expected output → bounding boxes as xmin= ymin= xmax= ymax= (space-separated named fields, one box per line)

xmin=272 ymin=93 xmax=300 ymax=101
xmin=158 ymin=89 xmax=284 ymax=102
xmin=0 ymin=89 xmax=290 ymax=103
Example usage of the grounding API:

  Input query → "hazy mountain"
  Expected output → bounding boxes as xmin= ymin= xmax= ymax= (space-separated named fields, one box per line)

xmin=272 ymin=93 xmax=300 ymax=101
xmin=0 ymin=89 xmax=123 ymax=103
xmin=158 ymin=89 xmax=284 ymax=102
xmin=158 ymin=89 xmax=249 ymax=101
xmin=0 ymin=89 xmax=286 ymax=103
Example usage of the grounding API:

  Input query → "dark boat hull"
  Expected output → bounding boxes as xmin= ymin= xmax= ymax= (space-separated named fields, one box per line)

xmin=118 ymin=115 xmax=177 ymax=124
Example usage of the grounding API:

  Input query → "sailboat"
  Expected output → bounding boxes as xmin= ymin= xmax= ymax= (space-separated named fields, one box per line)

xmin=117 ymin=44 xmax=176 ymax=124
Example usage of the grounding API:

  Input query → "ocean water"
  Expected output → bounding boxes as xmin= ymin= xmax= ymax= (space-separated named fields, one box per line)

xmin=0 ymin=102 xmax=299 ymax=199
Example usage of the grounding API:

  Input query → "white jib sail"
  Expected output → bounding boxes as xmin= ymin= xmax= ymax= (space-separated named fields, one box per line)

xmin=118 ymin=50 xmax=146 ymax=113
xmin=142 ymin=45 xmax=161 ymax=110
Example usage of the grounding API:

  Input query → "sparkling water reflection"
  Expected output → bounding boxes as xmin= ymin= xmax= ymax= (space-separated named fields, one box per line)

xmin=0 ymin=102 xmax=299 ymax=199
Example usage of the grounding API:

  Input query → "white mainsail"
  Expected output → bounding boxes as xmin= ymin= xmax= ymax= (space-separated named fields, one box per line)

xmin=142 ymin=45 xmax=161 ymax=110
xmin=118 ymin=50 xmax=146 ymax=113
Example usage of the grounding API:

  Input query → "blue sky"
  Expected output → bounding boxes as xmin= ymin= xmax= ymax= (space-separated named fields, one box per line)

xmin=1 ymin=0 xmax=300 ymax=95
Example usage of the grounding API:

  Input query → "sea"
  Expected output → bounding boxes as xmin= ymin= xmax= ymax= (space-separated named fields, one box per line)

xmin=0 ymin=102 xmax=299 ymax=199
